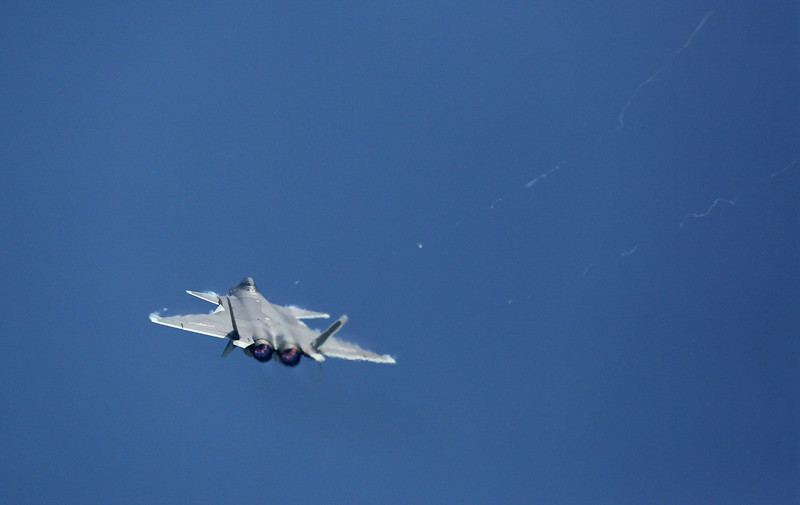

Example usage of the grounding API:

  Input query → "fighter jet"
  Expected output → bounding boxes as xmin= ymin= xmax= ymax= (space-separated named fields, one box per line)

xmin=149 ymin=277 xmax=395 ymax=366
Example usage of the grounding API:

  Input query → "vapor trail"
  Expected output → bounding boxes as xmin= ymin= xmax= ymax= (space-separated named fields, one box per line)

xmin=525 ymin=165 xmax=562 ymax=188
xmin=615 ymin=68 xmax=666 ymax=130
xmin=620 ymin=244 xmax=639 ymax=257
xmin=680 ymin=197 xmax=735 ymax=229
xmin=769 ymin=157 xmax=798 ymax=178
xmin=615 ymin=8 xmax=717 ymax=131
xmin=670 ymin=9 xmax=716 ymax=56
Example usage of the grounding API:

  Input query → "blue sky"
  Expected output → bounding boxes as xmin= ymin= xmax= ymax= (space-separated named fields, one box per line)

xmin=1 ymin=2 xmax=797 ymax=504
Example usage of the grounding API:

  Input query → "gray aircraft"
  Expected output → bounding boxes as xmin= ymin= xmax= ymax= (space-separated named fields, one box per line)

xmin=149 ymin=277 xmax=395 ymax=366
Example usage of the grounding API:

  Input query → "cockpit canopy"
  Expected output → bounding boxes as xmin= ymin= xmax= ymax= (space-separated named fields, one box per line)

xmin=230 ymin=277 xmax=258 ymax=294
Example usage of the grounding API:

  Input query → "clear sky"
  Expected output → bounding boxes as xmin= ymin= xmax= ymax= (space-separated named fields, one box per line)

xmin=1 ymin=2 xmax=798 ymax=504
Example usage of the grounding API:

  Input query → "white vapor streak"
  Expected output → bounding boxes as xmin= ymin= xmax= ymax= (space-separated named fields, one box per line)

xmin=615 ymin=68 xmax=666 ymax=130
xmin=620 ymin=244 xmax=639 ymax=257
xmin=670 ymin=9 xmax=715 ymax=56
xmin=770 ymin=157 xmax=799 ymax=178
xmin=526 ymin=165 xmax=561 ymax=188
xmin=680 ymin=197 xmax=735 ymax=229
xmin=615 ymin=8 xmax=716 ymax=131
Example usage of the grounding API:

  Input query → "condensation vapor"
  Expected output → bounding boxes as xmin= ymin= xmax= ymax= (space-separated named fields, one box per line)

xmin=680 ymin=197 xmax=735 ymax=229
xmin=615 ymin=8 xmax=717 ymax=131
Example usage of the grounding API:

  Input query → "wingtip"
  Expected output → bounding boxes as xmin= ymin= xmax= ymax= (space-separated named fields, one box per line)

xmin=186 ymin=290 xmax=223 ymax=305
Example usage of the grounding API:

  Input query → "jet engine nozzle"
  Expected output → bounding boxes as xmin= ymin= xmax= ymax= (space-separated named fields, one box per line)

xmin=252 ymin=341 xmax=273 ymax=362
xmin=278 ymin=347 xmax=302 ymax=367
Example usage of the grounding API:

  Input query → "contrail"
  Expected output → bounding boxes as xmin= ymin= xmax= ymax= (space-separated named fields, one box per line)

xmin=525 ymin=165 xmax=561 ymax=188
xmin=680 ymin=197 xmax=735 ymax=229
xmin=770 ymin=157 xmax=798 ymax=178
xmin=670 ymin=8 xmax=716 ymax=56
xmin=615 ymin=68 xmax=667 ymax=130
xmin=615 ymin=8 xmax=717 ymax=131
xmin=620 ymin=244 xmax=639 ymax=257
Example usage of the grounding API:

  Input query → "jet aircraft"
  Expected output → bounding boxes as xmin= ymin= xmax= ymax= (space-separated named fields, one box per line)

xmin=149 ymin=277 xmax=395 ymax=366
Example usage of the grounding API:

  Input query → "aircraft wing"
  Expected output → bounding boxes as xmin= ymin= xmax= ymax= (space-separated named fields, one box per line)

xmin=318 ymin=336 xmax=396 ymax=364
xmin=149 ymin=307 xmax=233 ymax=339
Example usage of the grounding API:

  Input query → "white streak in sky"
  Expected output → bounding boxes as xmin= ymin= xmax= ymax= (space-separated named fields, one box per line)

xmin=770 ymin=157 xmax=799 ymax=178
xmin=620 ymin=244 xmax=639 ymax=257
xmin=670 ymin=9 xmax=716 ymax=56
xmin=582 ymin=263 xmax=595 ymax=278
xmin=526 ymin=165 xmax=561 ymax=188
xmin=615 ymin=68 xmax=666 ymax=130
xmin=490 ymin=197 xmax=504 ymax=209
xmin=680 ymin=197 xmax=735 ymax=229
xmin=615 ymin=8 xmax=716 ymax=131
xmin=416 ymin=242 xmax=423 ymax=249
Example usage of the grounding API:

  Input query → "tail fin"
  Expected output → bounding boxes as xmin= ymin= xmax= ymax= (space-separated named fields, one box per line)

xmin=311 ymin=315 xmax=348 ymax=350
